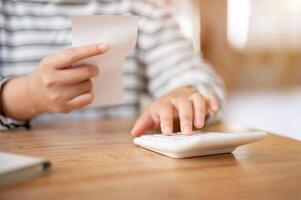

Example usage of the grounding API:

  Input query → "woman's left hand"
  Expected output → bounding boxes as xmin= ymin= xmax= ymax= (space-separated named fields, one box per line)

xmin=131 ymin=86 xmax=219 ymax=136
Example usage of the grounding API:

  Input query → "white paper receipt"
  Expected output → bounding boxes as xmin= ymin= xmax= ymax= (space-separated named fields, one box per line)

xmin=72 ymin=15 xmax=138 ymax=107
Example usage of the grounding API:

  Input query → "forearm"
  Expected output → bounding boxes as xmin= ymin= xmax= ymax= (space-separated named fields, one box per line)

xmin=1 ymin=76 xmax=44 ymax=121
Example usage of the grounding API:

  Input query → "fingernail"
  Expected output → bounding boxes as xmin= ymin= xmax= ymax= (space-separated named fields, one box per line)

xmin=183 ymin=125 xmax=192 ymax=134
xmin=98 ymin=43 xmax=108 ymax=50
xmin=130 ymin=124 xmax=140 ymax=136
xmin=163 ymin=126 xmax=172 ymax=135
xmin=196 ymin=118 xmax=204 ymax=127
xmin=130 ymin=127 xmax=136 ymax=136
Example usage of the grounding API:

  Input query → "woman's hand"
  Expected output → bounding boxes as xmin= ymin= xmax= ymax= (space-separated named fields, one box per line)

xmin=131 ymin=87 xmax=219 ymax=136
xmin=28 ymin=43 xmax=108 ymax=114
xmin=1 ymin=43 xmax=108 ymax=120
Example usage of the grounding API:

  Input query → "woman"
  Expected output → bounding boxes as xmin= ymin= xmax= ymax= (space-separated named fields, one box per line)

xmin=0 ymin=0 xmax=225 ymax=136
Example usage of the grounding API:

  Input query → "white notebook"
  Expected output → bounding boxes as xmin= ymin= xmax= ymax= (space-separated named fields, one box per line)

xmin=134 ymin=131 xmax=267 ymax=158
xmin=0 ymin=152 xmax=51 ymax=187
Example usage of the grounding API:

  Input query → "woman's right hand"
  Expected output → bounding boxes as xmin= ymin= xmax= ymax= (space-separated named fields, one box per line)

xmin=27 ymin=43 xmax=108 ymax=114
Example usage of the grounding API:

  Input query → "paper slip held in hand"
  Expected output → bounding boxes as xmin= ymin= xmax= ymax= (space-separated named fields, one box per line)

xmin=72 ymin=15 xmax=138 ymax=107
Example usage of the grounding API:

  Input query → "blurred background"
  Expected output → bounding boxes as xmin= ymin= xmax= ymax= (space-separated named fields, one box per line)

xmin=166 ymin=0 xmax=301 ymax=140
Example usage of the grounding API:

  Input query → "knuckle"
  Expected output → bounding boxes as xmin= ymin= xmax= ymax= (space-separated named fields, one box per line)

xmin=39 ymin=57 xmax=51 ymax=68
xmin=48 ymin=92 xmax=61 ymax=102
xmin=86 ymin=79 xmax=93 ymax=90
xmin=207 ymin=93 xmax=215 ymax=98
xmin=171 ymin=97 xmax=181 ymax=102
xmin=206 ymin=94 xmax=217 ymax=102
xmin=55 ymin=105 xmax=70 ymax=113
xmin=64 ymin=71 xmax=73 ymax=82
xmin=66 ymin=47 xmax=79 ymax=61
xmin=192 ymin=92 xmax=204 ymax=99
xmin=150 ymin=101 xmax=161 ymax=110
xmin=62 ymin=109 xmax=71 ymax=114
xmin=178 ymin=98 xmax=189 ymax=105
xmin=153 ymin=100 xmax=170 ymax=111
xmin=211 ymin=96 xmax=218 ymax=103
xmin=176 ymin=97 xmax=186 ymax=102
xmin=42 ymin=74 xmax=55 ymax=87
xmin=160 ymin=100 xmax=171 ymax=107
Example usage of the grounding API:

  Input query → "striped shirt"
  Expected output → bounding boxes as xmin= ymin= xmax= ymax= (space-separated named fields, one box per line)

xmin=0 ymin=0 xmax=225 ymax=130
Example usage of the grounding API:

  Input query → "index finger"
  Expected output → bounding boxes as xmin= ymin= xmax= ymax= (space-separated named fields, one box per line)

xmin=131 ymin=110 xmax=155 ymax=137
xmin=41 ymin=43 xmax=108 ymax=69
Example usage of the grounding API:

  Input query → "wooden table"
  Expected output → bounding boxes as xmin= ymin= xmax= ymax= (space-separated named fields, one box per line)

xmin=0 ymin=119 xmax=300 ymax=200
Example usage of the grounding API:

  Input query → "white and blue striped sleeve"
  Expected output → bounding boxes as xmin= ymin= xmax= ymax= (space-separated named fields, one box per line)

xmin=134 ymin=0 xmax=226 ymax=124
xmin=0 ymin=76 xmax=30 ymax=130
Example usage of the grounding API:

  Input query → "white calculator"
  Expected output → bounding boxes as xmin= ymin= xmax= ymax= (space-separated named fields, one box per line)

xmin=133 ymin=131 xmax=267 ymax=158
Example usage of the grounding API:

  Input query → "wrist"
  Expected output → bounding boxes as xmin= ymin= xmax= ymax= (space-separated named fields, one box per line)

xmin=1 ymin=76 xmax=45 ymax=120
xmin=25 ymin=75 xmax=48 ymax=116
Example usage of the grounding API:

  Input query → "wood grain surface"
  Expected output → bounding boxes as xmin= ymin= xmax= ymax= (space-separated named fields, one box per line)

xmin=0 ymin=119 xmax=300 ymax=200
